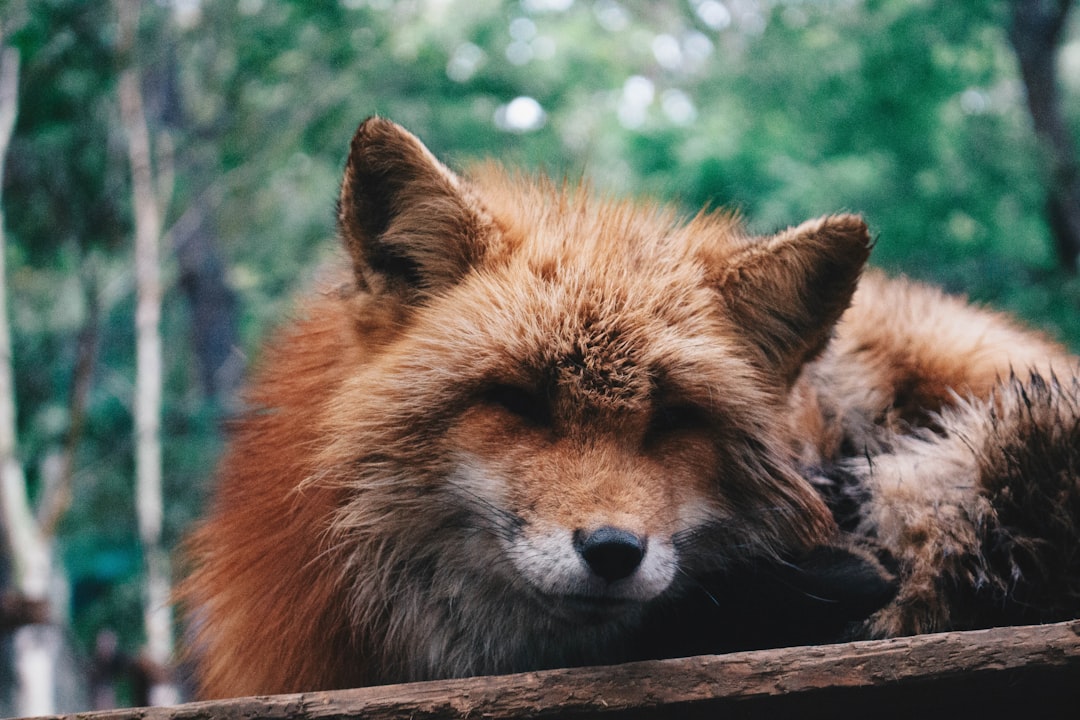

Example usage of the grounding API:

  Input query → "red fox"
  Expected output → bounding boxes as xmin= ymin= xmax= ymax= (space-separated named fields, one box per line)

xmin=181 ymin=117 xmax=1080 ymax=698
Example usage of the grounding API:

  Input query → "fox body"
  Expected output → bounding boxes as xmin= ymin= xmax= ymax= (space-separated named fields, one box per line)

xmin=182 ymin=118 xmax=1080 ymax=698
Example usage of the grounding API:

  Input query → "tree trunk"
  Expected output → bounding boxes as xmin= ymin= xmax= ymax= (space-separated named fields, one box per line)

xmin=116 ymin=0 xmax=178 ymax=705
xmin=0 ymin=41 xmax=63 ymax=718
xmin=150 ymin=30 xmax=242 ymax=406
xmin=174 ymin=208 xmax=242 ymax=405
xmin=1009 ymin=0 xmax=1080 ymax=271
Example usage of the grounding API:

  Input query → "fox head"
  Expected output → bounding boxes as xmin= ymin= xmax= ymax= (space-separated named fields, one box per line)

xmin=320 ymin=118 xmax=870 ymax=669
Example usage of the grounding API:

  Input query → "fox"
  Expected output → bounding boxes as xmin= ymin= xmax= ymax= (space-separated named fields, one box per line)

xmin=181 ymin=117 xmax=1080 ymax=698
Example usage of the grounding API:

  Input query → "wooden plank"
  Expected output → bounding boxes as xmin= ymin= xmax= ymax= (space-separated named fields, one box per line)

xmin=35 ymin=620 xmax=1080 ymax=720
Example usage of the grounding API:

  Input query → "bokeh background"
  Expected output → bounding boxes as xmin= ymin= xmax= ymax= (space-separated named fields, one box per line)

xmin=1 ymin=0 xmax=1079 ymax=712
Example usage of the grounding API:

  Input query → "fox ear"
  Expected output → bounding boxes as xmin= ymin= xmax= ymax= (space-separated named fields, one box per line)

xmin=338 ymin=117 xmax=491 ymax=296
xmin=716 ymin=214 xmax=871 ymax=384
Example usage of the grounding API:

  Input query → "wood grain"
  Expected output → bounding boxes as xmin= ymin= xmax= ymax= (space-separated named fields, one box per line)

xmin=34 ymin=620 xmax=1080 ymax=720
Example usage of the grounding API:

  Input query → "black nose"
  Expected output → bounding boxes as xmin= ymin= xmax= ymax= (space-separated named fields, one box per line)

xmin=574 ymin=526 xmax=646 ymax=582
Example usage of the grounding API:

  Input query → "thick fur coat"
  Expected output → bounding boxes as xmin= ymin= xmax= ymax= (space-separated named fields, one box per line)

xmin=181 ymin=118 xmax=1080 ymax=698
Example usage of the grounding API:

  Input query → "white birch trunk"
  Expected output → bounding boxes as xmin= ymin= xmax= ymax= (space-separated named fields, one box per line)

xmin=0 ymin=43 xmax=60 ymax=717
xmin=117 ymin=5 xmax=178 ymax=700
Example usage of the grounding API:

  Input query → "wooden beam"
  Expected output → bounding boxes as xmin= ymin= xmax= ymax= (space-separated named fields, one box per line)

xmin=35 ymin=620 xmax=1080 ymax=720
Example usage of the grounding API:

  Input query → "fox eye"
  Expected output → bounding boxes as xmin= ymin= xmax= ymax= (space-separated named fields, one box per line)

xmin=649 ymin=403 xmax=711 ymax=437
xmin=483 ymin=384 xmax=551 ymax=427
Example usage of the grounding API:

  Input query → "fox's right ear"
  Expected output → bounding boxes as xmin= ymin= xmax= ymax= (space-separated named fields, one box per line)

xmin=338 ymin=117 xmax=493 ymax=297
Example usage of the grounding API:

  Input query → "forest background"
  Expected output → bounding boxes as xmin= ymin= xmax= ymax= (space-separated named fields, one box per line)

xmin=1 ymin=0 xmax=1079 ymax=713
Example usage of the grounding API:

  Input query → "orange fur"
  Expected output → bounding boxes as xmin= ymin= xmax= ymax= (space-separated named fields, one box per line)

xmin=181 ymin=118 xmax=1080 ymax=698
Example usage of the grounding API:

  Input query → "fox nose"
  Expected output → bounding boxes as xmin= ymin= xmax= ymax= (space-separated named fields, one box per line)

xmin=574 ymin=526 xmax=646 ymax=582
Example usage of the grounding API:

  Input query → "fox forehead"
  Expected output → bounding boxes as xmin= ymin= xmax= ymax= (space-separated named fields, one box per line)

xmin=389 ymin=187 xmax=753 ymax=416
xmin=469 ymin=164 xmax=745 ymax=274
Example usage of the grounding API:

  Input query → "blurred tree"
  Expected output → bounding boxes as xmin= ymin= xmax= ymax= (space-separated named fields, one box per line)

xmin=0 ymin=29 xmax=61 ymax=717
xmin=1009 ymin=0 xmax=1080 ymax=271
xmin=114 ymin=0 xmax=179 ymax=706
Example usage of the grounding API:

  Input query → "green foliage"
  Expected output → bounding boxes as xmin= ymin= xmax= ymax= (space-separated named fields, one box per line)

xmin=2 ymin=0 xmax=1079 ymax=690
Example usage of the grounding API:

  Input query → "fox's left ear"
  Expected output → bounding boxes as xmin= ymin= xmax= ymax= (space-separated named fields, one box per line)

xmin=338 ymin=117 xmax=493 ymax=298
xmin=715 ymin=214 xmax=871 ymax=384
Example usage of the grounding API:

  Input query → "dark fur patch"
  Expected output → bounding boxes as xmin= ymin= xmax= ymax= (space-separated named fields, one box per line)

xmin=635 ymin=540 xmax=898 ymax=657
xmin=969 ymin=373 xmax=1080 ymax=625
